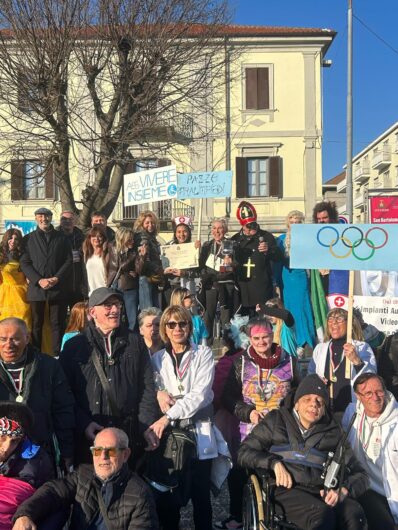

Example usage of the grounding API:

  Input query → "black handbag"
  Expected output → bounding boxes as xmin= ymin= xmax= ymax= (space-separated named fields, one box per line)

xmin=145 ymin=424 xmax=197 ymax=507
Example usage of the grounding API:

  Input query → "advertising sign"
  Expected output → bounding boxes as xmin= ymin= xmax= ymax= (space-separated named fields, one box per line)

xmin=369 ymin=196 xmax=398 ymax=224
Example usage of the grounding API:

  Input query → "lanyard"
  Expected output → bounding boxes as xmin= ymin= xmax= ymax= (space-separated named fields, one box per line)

xmin=171 ymin=350 xmax=192 ymax=392
xmin=358 ymin=411 xmax=376 ymax=452
xmin=1 ymin=362 xmax=25 ymax=402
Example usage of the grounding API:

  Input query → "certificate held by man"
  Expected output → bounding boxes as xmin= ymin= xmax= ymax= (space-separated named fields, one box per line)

xmin=160 ymin=242 xmax=199 ymax=270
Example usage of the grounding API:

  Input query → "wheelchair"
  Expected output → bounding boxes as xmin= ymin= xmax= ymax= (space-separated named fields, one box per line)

xmin=242 ymin=470 xmax=298 ymax=530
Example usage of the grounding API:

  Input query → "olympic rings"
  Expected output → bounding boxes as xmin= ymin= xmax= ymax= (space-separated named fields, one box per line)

xmin=317 ymin=226 xmax=339 ymax=248
xmin=329 ymin=237 xmax=353 ymax=259
xmin=351 ymin=238 xmax=376 ymax=261
xmin=316 ymin=226 xmax=388 ymax=261
xmin=341 ymin=226 xmax=363 ymax=248
xmin=366 ymin=227 xmax=389 ymax=249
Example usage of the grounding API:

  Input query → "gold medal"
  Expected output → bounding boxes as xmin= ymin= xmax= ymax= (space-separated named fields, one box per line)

xmin=330 ymin=375 xmax=337 ymax=383
xmin=16 ymin=395 xmax=24 ymax=403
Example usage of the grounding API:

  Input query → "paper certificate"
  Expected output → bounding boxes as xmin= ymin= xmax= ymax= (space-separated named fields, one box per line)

xmin=160 ymin=242 xmax=199 ymax=270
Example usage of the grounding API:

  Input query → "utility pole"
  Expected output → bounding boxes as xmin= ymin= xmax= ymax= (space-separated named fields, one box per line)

xmin=346 ymin=0 xmax=353 ymax=223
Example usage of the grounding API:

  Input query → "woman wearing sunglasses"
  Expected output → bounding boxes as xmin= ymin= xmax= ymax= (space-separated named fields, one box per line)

xmin=148 ymin=305 xmax=215 ymax=530
xmin=308 ymin=308 xmax=377 ymax=417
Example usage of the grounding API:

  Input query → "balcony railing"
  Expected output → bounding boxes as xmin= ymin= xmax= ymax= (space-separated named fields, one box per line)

xmin=372 ymin=146 xmax=391 ymax=170
xmin=354 ymin=161 xmax=370 ymax=183
xmin=113 ymin=198 xmax=195 ymax=224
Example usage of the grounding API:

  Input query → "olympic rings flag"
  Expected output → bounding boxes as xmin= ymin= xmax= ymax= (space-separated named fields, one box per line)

xmin=289 ymin=224 xmax=398 ymax=271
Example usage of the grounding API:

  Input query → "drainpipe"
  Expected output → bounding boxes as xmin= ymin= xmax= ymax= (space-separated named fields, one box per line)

xmin=225 ymin=37 xmax=231 ymax=218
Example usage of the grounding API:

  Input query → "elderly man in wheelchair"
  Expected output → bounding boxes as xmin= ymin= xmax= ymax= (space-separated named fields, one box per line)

xmin=238 ymin=374 xmax=369 ymax=530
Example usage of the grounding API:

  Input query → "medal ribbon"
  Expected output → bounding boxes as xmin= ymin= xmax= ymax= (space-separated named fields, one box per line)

xmin=172 ymin=350 xmax=192 ymax=387
xmin=1 ymin=362 xmax=24 ymax=399
xmin=329 ymin=342 xmax=345 ymax=381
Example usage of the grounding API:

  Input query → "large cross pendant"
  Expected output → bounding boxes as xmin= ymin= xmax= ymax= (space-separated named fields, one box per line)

xmin=244 ymin=257 xmax=255 ymax=278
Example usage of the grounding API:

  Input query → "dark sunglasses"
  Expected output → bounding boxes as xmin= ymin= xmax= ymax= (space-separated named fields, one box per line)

xmin=90 ymin=446 xmax=125 ymax=457
xmin=166 ymin=321 xmax=188 ymax=330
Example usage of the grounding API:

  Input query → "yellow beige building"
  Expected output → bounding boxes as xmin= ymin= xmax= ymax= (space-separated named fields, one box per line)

xmin=0 ymin=25 xmax=335 ymax=238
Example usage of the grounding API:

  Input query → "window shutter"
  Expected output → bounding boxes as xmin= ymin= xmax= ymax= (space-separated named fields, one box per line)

xmin=245 ymin=68 xmax=258 ymax=110
xmin=11 ymin=161 xmax=24 ymax=200
xmin=269 ymin=156 xmax=283 ymax=198
xmin=257 ymin=68 xmax=270 ymax=110
xmin=45 ymin=163 xmax=55 ymax=199
xmin=236 ymin=157 xmax=248 ymax=198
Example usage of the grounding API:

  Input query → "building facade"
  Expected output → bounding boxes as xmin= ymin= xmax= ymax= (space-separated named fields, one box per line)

xmin=0 ymin=25 xmax=335 ymax=238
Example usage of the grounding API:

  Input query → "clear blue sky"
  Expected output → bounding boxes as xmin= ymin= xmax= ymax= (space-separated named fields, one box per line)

xmin=233 ymin=0 xmax=398 ymax=181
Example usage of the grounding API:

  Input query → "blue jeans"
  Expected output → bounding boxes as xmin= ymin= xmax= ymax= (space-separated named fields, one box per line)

xmin=139 ymin=276 xmax=153 ymax=310
xmin=123 ymin=289 xmax=138 ymax=330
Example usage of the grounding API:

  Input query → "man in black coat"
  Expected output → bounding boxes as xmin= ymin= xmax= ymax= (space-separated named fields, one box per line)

xmin=231 ymin=201 xmax=282 ymax=316
xmin=57 ymin=210 xmax=87 ymax=307
xmin=60 ymin=287 xmax=160 ymax=465
xmin=13 ymin=427 xmax=159 ymax=530
xmin=0 ymin=318 xmax=75 ymax=469
xmin=20 ymin=207 xmax=72 ymax=356
xmin=238 ymin=374 xmax=368 ymax=530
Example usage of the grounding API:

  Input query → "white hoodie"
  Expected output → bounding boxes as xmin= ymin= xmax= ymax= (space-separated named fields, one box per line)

xmin=343 ymin=392 xmax=398 ymax=523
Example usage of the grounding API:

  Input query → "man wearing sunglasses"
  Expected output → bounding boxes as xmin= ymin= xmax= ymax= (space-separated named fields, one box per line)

xmin=60 ymin=287 xmax=159 ymax=465
xmin=12 ymin=427 xmax=159 ymax=529
xmin=343 ymin=373 xmax=398 ymax=530
xmin=231 ymin=201 xmax=282 ymax=316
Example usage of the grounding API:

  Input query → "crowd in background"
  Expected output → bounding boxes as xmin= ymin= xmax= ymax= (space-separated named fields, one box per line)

xmin=0 ymin=201 xmax=398 ymax=530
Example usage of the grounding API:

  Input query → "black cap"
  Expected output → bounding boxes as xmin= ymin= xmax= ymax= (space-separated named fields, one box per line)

xmin=294 ymin=374 xmax=329 ymax=405
xmin=0 ymin=401 xmax=34 ymax=437
xmin=34 ymin=207 xmax=53 ymax=216
xmin=88 ymin=287 xmax=123 ymax=308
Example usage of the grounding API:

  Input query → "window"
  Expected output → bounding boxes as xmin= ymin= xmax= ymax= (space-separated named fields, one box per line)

xmin=235 ymin=156 xmax=282 ymax=198
xmin=245 ymin=67 xmax=270 ymax=110
xmin=11 ymin=159 xmax=54 ymax=201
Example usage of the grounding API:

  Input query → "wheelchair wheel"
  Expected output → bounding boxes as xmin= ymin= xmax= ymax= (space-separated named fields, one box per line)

xmin=243 ymin=474 xmax=265 ymax=530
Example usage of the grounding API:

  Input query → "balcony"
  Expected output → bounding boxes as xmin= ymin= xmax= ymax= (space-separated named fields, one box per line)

xmin=354 ymin=162 xmax=370 ymax=183
xmin=372 ymin=146 xmax=391 ymax=170
xmin=337 ymin=178 xmax=347 ymax=193
xmin=139 ymin=110 xmax=193 ymax=144
xmin=113 ymin=198 xmax=195 ymax=230
xmin=354 ymin=193 xmax=365 ymax=210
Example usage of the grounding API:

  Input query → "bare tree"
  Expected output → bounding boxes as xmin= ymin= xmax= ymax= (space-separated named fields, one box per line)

xmin=0 ymin=0 xmax=231 ymax=227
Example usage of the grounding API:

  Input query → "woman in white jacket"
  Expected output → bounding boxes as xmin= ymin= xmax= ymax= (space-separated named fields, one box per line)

xmin=148 ymin=305 xmax=215 ymax=530
xmin=343 ymin=372 xmax=398 ymax=530
xmin=308 ymin=308 xmax=376 ymax=416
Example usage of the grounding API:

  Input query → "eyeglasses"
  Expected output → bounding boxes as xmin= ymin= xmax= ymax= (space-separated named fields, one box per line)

xmin=166 ymin=321 xmax=188 ymax=330
xmin=357 ymin=390 xmax=385 ymax=400
xmin=102 ymin=302 xmax=123 ymax=310
xmin=90 ymin=446 xmax=125 ymax=457
xmin=183 ymin=295 xmax=195 ymax=300
xmin=327 ymin=316 xmax=347 ymax=323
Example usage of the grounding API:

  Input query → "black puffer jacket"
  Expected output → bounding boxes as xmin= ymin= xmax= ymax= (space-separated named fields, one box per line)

xmin=13 ymin=463 xmax=159 ymax=529
xmin=0 ymin=345 xmax=75 ymax=459
xmin=238 ymin=392 xmax=368 ymax=497
xmin=60 ymin=323 xmax=159 ymax=452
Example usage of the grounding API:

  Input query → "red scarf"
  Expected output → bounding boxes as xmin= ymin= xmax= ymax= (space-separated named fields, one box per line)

xmin=248 ymin=344 xmax=282 ymax=369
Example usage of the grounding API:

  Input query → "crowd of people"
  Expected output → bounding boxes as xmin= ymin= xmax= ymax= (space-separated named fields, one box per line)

xmin=0 ymin=200 xmax=397 ymax=530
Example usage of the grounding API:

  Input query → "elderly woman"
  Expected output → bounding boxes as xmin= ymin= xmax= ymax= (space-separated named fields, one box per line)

xmin=238 ymin=374 xmax=368 ymax=530
xmin=199 ymin=217 xmax=239 ymax=341
xmin=138 ymin=307 xmax=163 ymax=356
xmin=275 ymin=210 xmax=316 ymax=348
xmin=148 ymin=305 xmax=215 ymax=530
xmin=133 ymin=210 xmax=163 ymax=309
xmin=308 ymin=307 xmax=377 ymax=416
xmin=83 ymin=225 xmax=117 ymax=295
xmin=218 ymin=316 xmax=299 ymax=529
